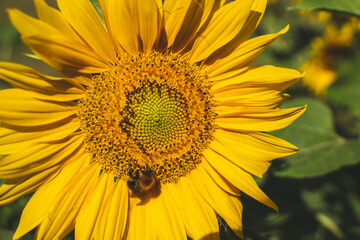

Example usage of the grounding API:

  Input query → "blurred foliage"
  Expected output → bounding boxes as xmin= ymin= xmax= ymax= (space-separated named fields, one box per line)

xmin=328 ymin=53 xmax=360 ymax=117
xmin=296 ymin=0 xmax=360 ymax=18
xmin=272 ymin=98 xmax=360 ymax=178
xmin=1 ymin=0 xmax=360 ymax=240
xmin=242 ymin=0 xmax=360 ymax=239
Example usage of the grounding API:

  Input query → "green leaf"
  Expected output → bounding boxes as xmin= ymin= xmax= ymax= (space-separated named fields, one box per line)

xmin=0 ymin=229 xmax=13 ymax=240
xmin=272 ymin=98 xmax=360 ymax=178
xmin=0 ymin=23 xmax=19 ymax=61
xmin=327 ymin=51 xmax=360 ymax=117
xmin=296 ymin=0 xmax=360 ymax=17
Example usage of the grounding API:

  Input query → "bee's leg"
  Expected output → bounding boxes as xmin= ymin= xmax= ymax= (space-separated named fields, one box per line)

xmin=128 ymin=164 xmax=139 ymax=178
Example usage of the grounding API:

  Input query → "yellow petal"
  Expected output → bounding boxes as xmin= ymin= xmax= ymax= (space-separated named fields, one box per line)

xmin=0 ymin=164 xmax=59 ymax=205
xmin=0 ymin=120 xmax=79 ymax=155
xmin=13 ymin=151 xmax=88 ymax=240
xmin=107 ymin=0 xmax=160 ymax=55
xmin=136 ymin=0 xmax=161 ymax=54
xmin=167 ymin=178 xmax=220 ymax=240
xmin=203 ymin=0 xmax=267 ymax=67
xmin=151 ymin=185 xmax=187 ymax=240
xmin=203 ymin=149 xmax=278 ymax=211
xmin=97 ymin=0 xmax=125 ymax=55
xmin=188 ymin=164 xmax=244 ymax=238
xmin=0 ymin=88 xmax=77 ymax=111
xmin=163 ymin=0 xmax=193 ymax=47
xmin=34 ymin=0 xmax=82 ymax=41
xmin=75 ymin=173 xmax=114 ymax=240
xmin=35 ymin=163 xmax=100 ymax=240
xmin=205 ymin=26 xmax=288 ymax=77
xmin=215 ymin=106 xmax=306 ymax=132
xmin=8 ymin=9 xmax=111 ymax=74
xmin=57 ymin=0 xmax=116 ymax=61
xmin=190 ymin=0 xmax=253 ymax=62
xmin=0 ymin=62 xmax=85 ymax=101
xmin=94 ymin=180 xmax=128 ymax=240
xmin=72 ymin=76 xmax=92 ymax=87
xmin=0 ymin=89 xmax=77 ymax=126
xmin=156 ymin=0 xmax=163 ymax=13
xmin=209 ymin=139 xmax=271 ymax=177
xmin=214 ymin=129 xmax=298 ymax=161
xmin=202 ymin=157 xmax=240 ymax=196
xmin=211 ymin=65 xmax=304 ymax=93
xmin=126 ymin=197 xmax=156 ymax=240
xmin=0 ymin=134 xmax=83 ymax=178
xmin=206 ymin=67 xmax=247 ymax=82
xmin=24 ymin=37 xmax=111 ymax=75
xmin=107 ymin=0 xmax=138 ymax=55
xmin=215 ymin=88 xmax=286 ymax=110
xmin=234 ymin=0 xmax=267 ymax=45
xmin=171 ymin=0 xmax=217 ymax=52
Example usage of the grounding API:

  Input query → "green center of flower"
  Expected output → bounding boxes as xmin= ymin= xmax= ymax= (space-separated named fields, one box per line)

xmin=122 ymin=83 xmax=189 ymax=154
xmin=78 ymin=51 xmax=215 ymax=186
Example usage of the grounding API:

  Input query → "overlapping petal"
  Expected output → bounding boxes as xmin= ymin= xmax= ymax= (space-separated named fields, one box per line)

xmin=13 ymin=152 xmax=88 ymax=240
xmin=0 ymin=134 xmax=83 ymax=178
xmin=125 ymin=186 xmax=188 ymax=240
xmin=188 ymin=164 xmax=244 ymax=238
xmin=209 ymin=140 xmax=271 ymax=177
xmin=202 ymin=158 xmax=241 ymax=197
xmin=8 ymin=9 xmax=111 ymax=74
xmin=106 ymin=0 xmax=160 ymax=55
xmin=208 ymin=129 xmax=298 ymax=178
xmin=35 ymin=163 xmax=99 ymax=240
xmin=93 ymin=180 xmax=128 ymax=240
xmin=57 ymin=0 xmax=116 ymax=62
xmin=211 ymin=65 xmax=304 ymax=92
xmin=203 ymin=0 xmax=267 ymax=67
xmin=0 ymin=164 xmax=59 ymax=205
xmin=126 ymin=198 xmax=156 ymax=240
xmin=215 ymin=88 xmax=289 ymax=110
xmin=167 ymin=178 xmax=220 ymax=240
xmin=215 ymin=129 xmax=298 ymax=161
xmin=204 ymin=26 xmax=289 ymax=77
xmin=165 ymin=0 xmax=216 ymax=51
xmin=33 ymin=0 xmax=82 ymax=42
xmin=190 ymin=0 xmax=253 ymax=62
xmin=215 ymin=106 xmax=306 ymax=132
xmin=203 ymin=149 xmax=278 ymax=211
xmin=0 ymin=89 xmax=77 ymax=126
xmin=0 ymin=120 xmax=79 ymax=155
xmin=0 ymin=62 xmax=85 ymax=101
xmin=150 ymin=186 xmax=187 ymax=240
xmin=75 ymin=173 xmax=115 ymax=240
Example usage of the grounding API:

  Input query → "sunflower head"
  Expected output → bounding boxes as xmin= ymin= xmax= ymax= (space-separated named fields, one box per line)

xmin=0 ymin=0 xmax=306 ymax=239
xmin=78 ymin=51 xmax=216 ymax=187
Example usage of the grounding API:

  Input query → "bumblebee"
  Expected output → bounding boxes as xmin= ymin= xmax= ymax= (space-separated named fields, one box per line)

xmin=127 ymin=165 xmax=156 ymax=194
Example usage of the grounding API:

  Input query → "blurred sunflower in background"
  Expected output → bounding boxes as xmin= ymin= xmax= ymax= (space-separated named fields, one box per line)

xmin=0 ymin=0 xmax=305 ymax=239
xmin=301 ymin=15 xmax=357 ymax=95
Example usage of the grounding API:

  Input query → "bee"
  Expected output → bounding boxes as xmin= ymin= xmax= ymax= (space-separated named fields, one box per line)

xmin=127 ymin=165 xmax=156 ymax=194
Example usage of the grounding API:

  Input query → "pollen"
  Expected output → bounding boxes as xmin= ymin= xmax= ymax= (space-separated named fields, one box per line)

xmin=78 ymin=51 xmax=215 ymax=183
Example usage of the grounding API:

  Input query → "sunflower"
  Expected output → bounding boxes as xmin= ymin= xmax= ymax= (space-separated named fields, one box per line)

xmin=302 ymin=22 xmax=355 ymax=95
xmin=0 ymin=0 xmax=306 ymax=239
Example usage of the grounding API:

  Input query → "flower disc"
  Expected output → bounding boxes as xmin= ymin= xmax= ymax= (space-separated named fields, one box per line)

xmin=78 ymin=52 xmax=215 ymax=183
